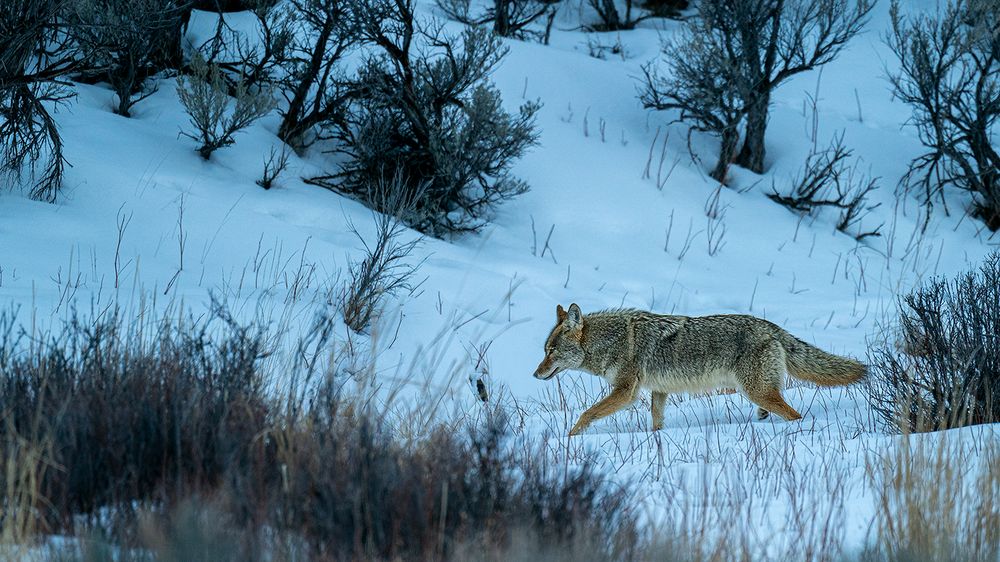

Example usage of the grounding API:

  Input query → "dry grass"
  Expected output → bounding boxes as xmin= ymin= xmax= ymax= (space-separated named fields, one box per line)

xmin=0 ymin=304 xmax=642 ymax=562
xmin=0 ymin=430 xmax=52 ymax=559
xmin=866 ymin=434 xmax=999 ymax=561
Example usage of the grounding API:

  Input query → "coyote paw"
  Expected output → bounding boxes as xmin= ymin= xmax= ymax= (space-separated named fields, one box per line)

xmin=651 ymin=422 xmax=664 ymax=431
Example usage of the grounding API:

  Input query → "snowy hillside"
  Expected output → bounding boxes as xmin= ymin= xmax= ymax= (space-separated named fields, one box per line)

xmin=1 ymin=0 xmax=997 ymax=558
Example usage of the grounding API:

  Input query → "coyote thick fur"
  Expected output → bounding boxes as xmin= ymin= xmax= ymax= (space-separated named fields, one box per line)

xmin=533 ymin=304 xmax=866 ymax=436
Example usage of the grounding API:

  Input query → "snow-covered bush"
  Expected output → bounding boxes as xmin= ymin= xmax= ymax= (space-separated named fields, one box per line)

xmin=176 ymin=53 xmax=275 ymax=159
xmin=308 ymin=0 xmax=540 ymax=236
xmin=886 ymin=0 xmax=1000 ymax=231
xmin=867 ymin=251 xmax=1000 ymax=432
xmin=68 ymin=0 xmax=187 ymax=117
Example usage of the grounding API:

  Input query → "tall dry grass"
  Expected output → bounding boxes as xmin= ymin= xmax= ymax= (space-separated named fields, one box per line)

xmin=865 ymin=434 xmax=999 ymax=561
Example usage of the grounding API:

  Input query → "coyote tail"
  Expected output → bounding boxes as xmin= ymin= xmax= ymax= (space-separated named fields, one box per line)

xmin=776 ymin=331 xmax=867 ymax=387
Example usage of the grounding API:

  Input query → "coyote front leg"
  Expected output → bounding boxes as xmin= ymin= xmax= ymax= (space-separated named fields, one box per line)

xmin=569 ymin=372 xmax=639 ymax=436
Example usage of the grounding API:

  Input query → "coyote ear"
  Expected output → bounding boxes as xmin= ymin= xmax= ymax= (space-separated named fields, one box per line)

xmin=556 ymin=304 xmax=567 ymax=323
xmin=566 ymin=303 xmax=583 ymax=327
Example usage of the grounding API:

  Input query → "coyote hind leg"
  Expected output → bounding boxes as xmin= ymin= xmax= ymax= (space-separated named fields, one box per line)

xmin=741 ymin=339 xmax=803 ymax=422
xmin=746 ymin=388 xmax=802 ymax=421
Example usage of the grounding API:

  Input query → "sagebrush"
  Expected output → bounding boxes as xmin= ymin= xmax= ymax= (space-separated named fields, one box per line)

xmin=308 ymin=0 xmax=540 ymax=236
xmin=867 ymin=251 xmax=1000 ymax=432
xmin=69 ymin=0 xmax=186 ymax=117
xmin=176 ymin=54 xmax=275 ymax=159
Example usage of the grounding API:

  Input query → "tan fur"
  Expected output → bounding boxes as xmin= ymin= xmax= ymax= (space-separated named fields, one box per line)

xmin=651 ymin=391 xmax=667 ymax=431
xmin=533 ymin=304 xmax=867 ymax=435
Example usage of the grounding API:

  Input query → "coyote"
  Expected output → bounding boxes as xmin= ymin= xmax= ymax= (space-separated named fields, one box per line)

xmin=533 ymin=304 xmax=866 ymax=436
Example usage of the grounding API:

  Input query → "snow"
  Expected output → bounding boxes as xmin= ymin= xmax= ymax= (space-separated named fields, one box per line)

xmin=1 ymin=0 xmax=996 ymax=557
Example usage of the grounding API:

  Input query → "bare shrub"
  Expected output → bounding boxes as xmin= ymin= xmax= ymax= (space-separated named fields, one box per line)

xmin=0 ymin=307 xmax=270 ymax=532
xmin=190 ymin=0 xmax=357 ymax=151
xmin=640 ymin=14 xmax=745 ymax=183
xmin=865 ymin=437 xmax=999 ymax=561
xmin=339 ymin=188 xmax=422 ymax=333
xmin=259 ymin=393 xmax=642 ymax=561
xmin=256 ymin=145 xmax=290 ymax=189
xmin=866 ymin=251 xmax=1000 ymax=432
xmin=729 ymin=0 xmax=873 ymax=173
xmin=585 ymin=0 xmax=650 ymax=31
xmin=769 ymin=134 xmax=882 ymax=240
xmin=68 ymin=0 xmax=186 ymax=117
xmin=437 ymin=0 xmax=559 ymax=41
xmin=274 ymin=0 xmax=360 ymax=150
xmin=176 ymin=54 xmax=275 ymax=159
xmin=308 ymin=0 xmax=540 ymax=236
xmin=0 ymin=0 xmax=81 ymax=202
xmin=641 ymin=0 xmax=872 ymax=180
xmin=195 ymin=0 xmax=292 ymax=92
xmin=886 ymin=0 xmax=1000 ymax=230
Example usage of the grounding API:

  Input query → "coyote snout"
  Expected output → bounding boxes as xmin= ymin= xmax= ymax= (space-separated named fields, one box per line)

xmin=536 ymin=303 xmax=867 ymax=436
xmin=532 ymin=360 xmax=559 ymax=380
xmin=533 ymin=304 xmax=585 ymax=380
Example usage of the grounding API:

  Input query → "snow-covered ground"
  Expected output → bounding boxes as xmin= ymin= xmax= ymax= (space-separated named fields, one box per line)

xmin=1 ymin=0 xmax=996 ymax=557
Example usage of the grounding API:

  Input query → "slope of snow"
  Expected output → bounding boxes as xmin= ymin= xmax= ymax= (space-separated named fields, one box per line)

xmin=1 ymin=0 xmax=996 ymax=555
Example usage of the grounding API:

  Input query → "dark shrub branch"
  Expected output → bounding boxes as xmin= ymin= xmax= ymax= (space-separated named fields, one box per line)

xmin=769 ymin=133 xmax=882 ymax=240
xmin=339 ymin=185 xmax=423 ymax=333
xmin=0 ymin=0 xmax=81 ymax=202
xmin=732 ymin=0 xmax=873 ymax=173
xmin=437 ymin=0 xmax=559 ymax=42
xmin=256 ymin=145 xmax=290 ymax=189
xmin=275 ymin=0 xmax=360 ymax=150
xmin=641 ymin=0 xmax=872 ymax=181
xmin=639 ymin=16 xmax=745 ymax=183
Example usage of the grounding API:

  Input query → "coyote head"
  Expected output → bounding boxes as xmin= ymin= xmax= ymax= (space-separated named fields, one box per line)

xmin=533 ymin=303 xmax=585 ymax=380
